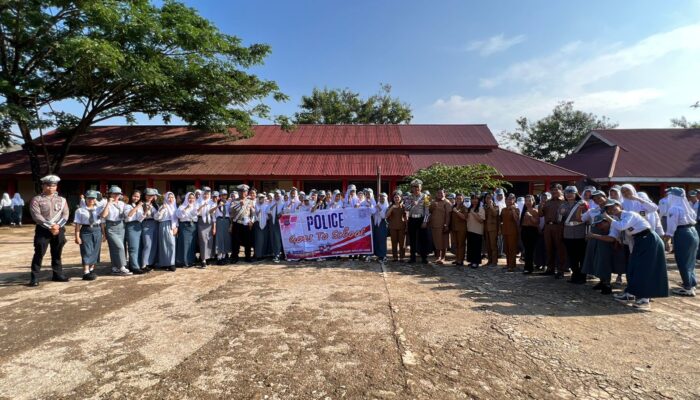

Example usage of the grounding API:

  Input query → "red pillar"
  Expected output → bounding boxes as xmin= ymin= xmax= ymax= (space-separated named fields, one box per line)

xmin=194 ymin=179 xmax=201 ymax=189
xmin=99 ymin=179 xmax=107 ymax=194
xmin=342 ymin=178 xmax=348 ymax=192
xmin=79 ymin=181 xmax=86 ymax=195
xmin=659 ymin=182 xmax=667 ymax=194
xmin=544 ymin=178 xmax=551 ymax=191
xmin=389 ymin=178 xmax=397 ymax=194
xmin=528 ymin=181 xmax=534 ymax=195
xmin=165 ymin=180 xmax=171 ymax=191
xmin=7 ymin=179 xmax=16 ymax=197
xmin=147 ymin=177 xmax=154 ymax=188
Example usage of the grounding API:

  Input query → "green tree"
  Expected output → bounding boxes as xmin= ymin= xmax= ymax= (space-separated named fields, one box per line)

xmin=505 ymin=101 xmax=617 ymax=163
xmin=670 ymin=116 xmax=700 ymax=128
xmin=294 ymin=84 xmax=412 ymax=124
xmin=0 ymin=0 xmax=289 ymax=191
xmin=398 ymin=163 xmax=510 ymax=196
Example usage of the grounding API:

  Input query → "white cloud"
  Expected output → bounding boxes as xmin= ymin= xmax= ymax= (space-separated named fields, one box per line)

xmin=466 ymin=34 xmax=526 ymax=56
xmin=426 ymin=23 xmax=700 ymax=134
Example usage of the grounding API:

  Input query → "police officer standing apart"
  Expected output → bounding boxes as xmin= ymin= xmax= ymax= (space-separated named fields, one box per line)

xmin=28 ymin=174 xmax=70 ymax=286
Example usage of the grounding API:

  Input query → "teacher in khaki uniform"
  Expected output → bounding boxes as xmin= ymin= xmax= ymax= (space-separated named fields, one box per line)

xmin=450 ymin=193 xmax=468 ymax=267
xmin=28 ymin=174 xmax=71 ymax=287
xmin=428 ymin=189 xmax=452 ymax=265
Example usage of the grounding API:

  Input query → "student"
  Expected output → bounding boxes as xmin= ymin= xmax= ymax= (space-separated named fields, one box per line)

xmin=520 ymin=195 xmax=540 ymax=274
xmin=560 ymin=186 xmax=588 ymax=284
xmin=0 ymin=193 xmax=11 ymax=225
xmin=344 ymin=184 xmax=360 ymax=208
xmin=155 ymin=191 xmax=178 ymax=271
xmin=483 ymin=193 xmax=500 ymax=267
xmin=533 ymin=192 xmax=550 ymax=271
xmin=268 ymin=190 xmax=285 ymax=263
xmin=11 ymin=193 xmax=24 ymax=226
xmin=329 ymin=190 xmax=344 ymax=210
xmin=213 ymin=191 xmax=232 ymax=265
xmin=73 ymin=190 xmax=103 ymax=280
xmin=100 ymin=186 xmax=132 ymax=276
xmin=196 ymin=187 xmax=216 ymax=268
xmin=140 ymin=188 xmax=160 ymax=271
xmin=637 ymin=192 xmax=665 ymax=237
xmin=466 ymin=193 xmax=486 ymax=268
xmin=176 ymin=192 xmax=198 ymax=268
xmin=372 ymin=193 xmax=389 ymax=262
xmin=428 ymin=189 xmax=452 ymax=265
xmin=581 ymin=190 xmax=624 ymax=295
xmin=253 ymin=193 xmax=270 ymax=261
xmin=386 ymin=191 xmax=407 ymax=262
xmin=123 ymin=190 xmax=147 ymax=274
xmin=589 ymin=199 xmax=669 ymax=310
xmin=663 ymin=187 xmax=699 ymax=297
xmin=501 ymin=194 xmax=520 ymax=272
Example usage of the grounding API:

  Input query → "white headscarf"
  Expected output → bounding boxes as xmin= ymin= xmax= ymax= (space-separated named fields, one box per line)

xmin=609 ymin=186 xmax=621 ymax=201
xmin=516 ymin=197 xmax=525 ymax=214
xmin=11 ymin=193 xmax=24 ymax=206
xmin=620 ymin=184 xmax=638 ymax=211
xmin=178 ymin=192 xmax=194 ymax=211
xmin=667 ymin=188 xmax=696 ymax=221
xmin=637 ymin=192 xmax=663 ymax=234
xmin=1 ymin=193 xmax=11 ymax=207
xmin=373 ymin=195 xmax=389 ymax=226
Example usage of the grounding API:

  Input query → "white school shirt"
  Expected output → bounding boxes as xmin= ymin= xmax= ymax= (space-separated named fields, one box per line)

xmin=103 ymin=200 xmax=126 ymax=222
xmin=665 ymin=205 xmax=697 ymax=237
xmin=255 ymin=202 xmax=269 ymax=228
xmin=196 ymin=199 xmax=216 ymax=224
xmin=658 ymin=197 xmax=669 ymax=218
xmin=298 ymin=203 xmax=313 ymax=213
xmin=123 ymin=203 xmax=145 ymax=223
xmin=373 ymin=202 xmax=389 ymax=225
xmin=329 ymin=200 xmax=344 ymax=210
xmin=213 ymin=201 xmax=228 ymax=218
xmin=73 ymin=206 xmax=104 ymax=226
xmin=155 ymin=203 xmax=179 ymax=227
xmin=622 ymin=196 xmax=658 ymax=215
xmin=269 ymin=200 xmax=284 ymax=223
xmin=176 ymin=203 xmax=198 ymax=222
xmin=609 ymin=211 xmax=652 ymax=252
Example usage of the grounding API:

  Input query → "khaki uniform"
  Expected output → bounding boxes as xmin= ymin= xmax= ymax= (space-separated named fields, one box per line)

xmin=29 ymin=193 xmax=69 ymax=281
xmin=541 ymin=197 xmax=567 ymax=272
xmin=501 ymin=205 xmax=520 ymax=269
xmin=429 ymin=199 xmax=452 ymax=252
xmin=386 ymin=204 xmax=407 ymax=260
xmin=450 ymin=203 xmax=469 ymax=263
xmin=484 ymin=205 xmax=500 ymax=265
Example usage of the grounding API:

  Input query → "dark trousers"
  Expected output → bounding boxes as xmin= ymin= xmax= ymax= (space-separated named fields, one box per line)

xmin=407 ymin=217 xmax=428 ymax=261
xmin=521 ymin=226 xmax=539 ymax=271
xmin=232 ymin=222 xmax=253 ymax=262
xmin=466 ymin=232 xmax=482 ymax=264
xmin=544 ymin=224 xmax=567 ymax=272
xmin=564 ymin=238 xmax=587 ymax=281
xmin=31 ymin=226 xmax=66 ymax=281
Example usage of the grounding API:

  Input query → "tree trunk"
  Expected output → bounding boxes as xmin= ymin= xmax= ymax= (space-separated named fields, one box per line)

xmin=17 ymin=122 xmax=47 ymax=194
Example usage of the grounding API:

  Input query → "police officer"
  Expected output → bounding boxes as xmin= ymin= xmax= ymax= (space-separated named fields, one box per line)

xmin=28 ymin=174 xmax=70 ymax=286
xmin=405 ymin=179 xmax=429 ymax=264
xmin=230 ymin=184 xmax=255 ymax=263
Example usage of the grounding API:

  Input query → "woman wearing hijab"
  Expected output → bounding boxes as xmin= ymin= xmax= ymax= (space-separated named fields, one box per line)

xmin=620 ymin=184 xmax=659 ymax=216
xmin=581 ymin=190 xmax=624 ymax=295
xmin=155 ymin=191 xmax=178 ymax=271
xmin=196 ymin=187 xmax=216 ymax=268
xmin=559 ymin=186 xmax=589 ymax=284
xmin=11 ymin=193 xmax=24 ymax=226
xmin=589 ymin=199 xmax=668 ymax=310
xmin=253 ymin=194 xmax=270 ymax=261
xmin=663 ymin=187 xmax=699 ymax=296
xmin=0 ymin=193 xmax=11 ymax=225
xmin=520 ymin=195 xmax=540 ymax=274
xmin=73 ymin=190 xmax=104 ymax=280
xmin=637 ymin=192 xmax=665 ymax=237
xmin=141 ymin=188 xmax=160 ymax=271
xmin=372 ymin=193 xmax=389 ymax=262
xmin=533 ymin=192 xmax=550 ymax=271
xmin=466 ymin=194 xmax=486 ymax=268
xmin=386 ymin=191 xmax=407 ymax=262
xmin=176 ymin=192 xmax=198 ymax=267
xmin=213 ymin=191 xmax=232 ymax=265
xmin=124 ymin=190 xmax=147 ymax=274
xmin=483 ymin=193 xmax=500 ymax=267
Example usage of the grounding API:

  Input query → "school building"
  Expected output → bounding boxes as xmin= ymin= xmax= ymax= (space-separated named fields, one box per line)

xmin=0 ymin=124 xmax=582 ymax=208
xmin=556 ymin=128 xmax=700 ymax=200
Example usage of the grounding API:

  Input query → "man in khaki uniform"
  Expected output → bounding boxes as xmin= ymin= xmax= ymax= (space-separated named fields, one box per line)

xmin=429 ymin=189 xmax=452 ymax=264
xmin=541 ymin=183 xmax=567 ymax=278
xmin=28 ymin=175 xmax=70 ymax=287
xmin=483 ymin=195 xmax=500 ymax=266
xmin=450 ymin=193 xmax=468 ymax=266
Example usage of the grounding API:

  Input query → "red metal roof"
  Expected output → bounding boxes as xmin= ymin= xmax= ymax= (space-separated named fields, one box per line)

xmin=557 ymin=129 xmax=700 ymax=179
xmin=39 ymin=124 xmax=498 ymax=150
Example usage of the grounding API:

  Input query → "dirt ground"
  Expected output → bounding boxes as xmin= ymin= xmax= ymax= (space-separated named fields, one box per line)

xmin=0 ymin=225 xmax=698 ymax=400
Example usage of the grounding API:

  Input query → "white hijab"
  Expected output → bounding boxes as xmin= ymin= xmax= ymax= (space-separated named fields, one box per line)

xmin=0 ymin=193 xmax=10 ymax=207
xmin=256 ymin=198 xmax=269 ymax=229
xmin=11 ymin=193 xmax=24 ymax=206
xmin=668 ymin=189 xmax=696 ymax=221
xmin=374 ymin=196 xmax=389 ymax=226
xmin=620 ymin=184 xmax=638 ymax=211
xmin=178 ymin=192 xmax=195 ymax=211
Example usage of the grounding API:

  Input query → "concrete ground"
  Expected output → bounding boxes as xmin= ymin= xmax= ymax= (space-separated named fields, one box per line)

xmin=0 ymin=225 xmax=698 ymax=400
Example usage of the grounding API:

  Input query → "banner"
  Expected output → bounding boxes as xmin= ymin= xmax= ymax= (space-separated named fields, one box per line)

xmin=278 ymin=208 xmax=374 ymax=260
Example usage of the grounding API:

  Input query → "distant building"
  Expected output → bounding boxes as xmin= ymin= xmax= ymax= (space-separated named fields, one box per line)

xmin=556 ymin=128 xmax=700 ymax=199
xmin=0 ymin=124 xmax=581 ymax=207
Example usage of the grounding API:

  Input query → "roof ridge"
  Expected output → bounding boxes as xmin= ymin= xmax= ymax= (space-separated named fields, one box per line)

xmin=496 ymin=147 xmax=585 ymax=176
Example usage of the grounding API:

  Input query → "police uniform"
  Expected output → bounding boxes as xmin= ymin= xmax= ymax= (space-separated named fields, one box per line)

xmin=405 ymin=180 xmax=429 ymax=263
xmin=230 ymin=185 xmax=255 ymax=262
xmin=28 ymin=175 xmax=70 ymax=285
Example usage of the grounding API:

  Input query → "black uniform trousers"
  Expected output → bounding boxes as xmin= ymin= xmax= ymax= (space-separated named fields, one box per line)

xmin=232 ymin=222 xmax=253 ymax=262
xmin=407 ymin=217 xmax=428 ymax=262
xmin=31 ymin=225 xmax=66 ymax=281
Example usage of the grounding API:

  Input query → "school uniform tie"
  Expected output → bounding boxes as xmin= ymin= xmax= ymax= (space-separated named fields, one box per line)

xmin=88 ymin=209 xmax=95 ymax=225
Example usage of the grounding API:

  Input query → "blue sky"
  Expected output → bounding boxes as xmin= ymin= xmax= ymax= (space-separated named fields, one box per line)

xmin=104 ymin=1 xmax=700 ymax=137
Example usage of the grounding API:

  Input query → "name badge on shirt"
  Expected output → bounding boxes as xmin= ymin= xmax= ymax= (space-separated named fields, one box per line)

xmin=639 ymin=211 xmax=646 ymax=217
xmin=627 ymin=227 xmax=635 ymax=232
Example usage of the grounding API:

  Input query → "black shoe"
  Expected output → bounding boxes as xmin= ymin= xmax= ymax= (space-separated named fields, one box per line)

xmin=601 ymin=285 xmax=613 ymax=295
xmin=541 ymin=269 xmax=555 ymax=276
xmin=592 ymin=282 xmax=604 ymax=290
xmin=131 ymin=268 xmax=145 ymax=275
xmin=421 ymin=258 xmax=429 ymax=264
xmin=244 ymin=258 xmax=253 ymax=263
xmin=523 ymin=270 xmax=533 ymax=274
xmin=554 ymin=272 xmax=564 ymax=279
xmin=168 ymin=266 xmax=177 ymax=272
xmin=28 ymin=279 xmax=39 ymax=287
xmin=142 ymin=266 xmax=153 ymax=272
xmin=82 ymin=273 xmax=96 ymax=281
xmin=52 ymin=275 xmax=70 ymax=282
xmin=408 ymin=258 xmax=416 ymax=264
xmin=200 ymin=261 xmax=207 ymax=269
